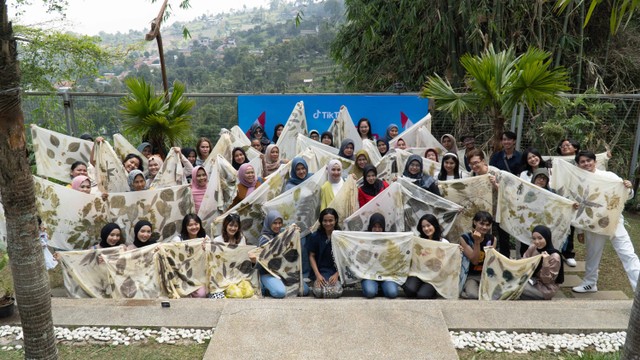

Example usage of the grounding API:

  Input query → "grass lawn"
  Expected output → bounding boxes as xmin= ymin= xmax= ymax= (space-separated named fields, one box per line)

xmin=458 ymin=350 xmax=620 ymax=359
xmin=1 ymin=343 xmax=208 ymax=360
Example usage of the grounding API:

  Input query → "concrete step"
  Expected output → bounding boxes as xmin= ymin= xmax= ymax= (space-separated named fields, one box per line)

xmin=560 ymin=274 xmax=583 ymax=288
xmin=570 ymin=290 xmax=629 ymax=300
xmin=563 ymin=260 xmax=585 ymax=273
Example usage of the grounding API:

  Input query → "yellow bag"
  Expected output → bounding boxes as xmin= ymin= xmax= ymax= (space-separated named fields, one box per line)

xmin=224 ymin=280 xmax=255 ymax=298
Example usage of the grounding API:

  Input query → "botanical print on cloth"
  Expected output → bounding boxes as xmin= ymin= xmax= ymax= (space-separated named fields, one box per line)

xmin=389 ymin=113 xmax=432 ymax=148
xmin=207 ymin=243 xmax=258 ymax=294
xmin=108 ymin=184 xmax=194 ymax=243
xmin=30 ymin=124 xmax=94 ymax=184
xmin=262 ymin=168 xmax=328 ymax=237
xmin=34 ymin=177 xmax=110 ymax=250
xmin=113 ymin=134 xmax=149 ymax=175
xmin=252 ymin=225 xmax=303 ymax=297
xmin=332 ymin=230 xmax=414 ymax=285
xmin=57 ymin=246 xmax=125 ymax=298
xmin=545 ymin=152 xmax=609 ymax=171
xmin=103 ymin=244 xmax=163 ymax=299
xmin=479 ymin=248 xmax=541 ymax=300
xmin=156 ymin=239 xmax=210 ymax=298
xmin=296 ymin=133 xmax=338 ymax=155
xmin=343 ymin=179 xmax=462 ymax=235
xmin=438 ymin=175 xmax=494 ymax=243
xmin=497 ymin=172 xmax=576 ymax=249
xmin=375 ymin=152 xmax=400 ymax=182
xmin=200 ymin=132 xmax=234 ymax=176
xmin=199 ymin=155 xmax=238 ymax=235
xmin=296 ymin=134 xmax=354 ymax=175
xmin=227 ymin=126 xmax=262 ymax=161
xmin=215 ymin=161 xmax=292 ymax=244
xmin=551 ymin=159 xmax=628 ymax=236
xmin=327 ymin=105 xmax=363 ymax=152
xmin=362 ymin=139 xmax=382 ymax=165
xmin=94 ymin=140 xmax=130 ymax=193
xmin=308 ymin=175 xmax=359 ymax=233
xmin=409 ymin=237 xmax=462 ymax=299
xmin=148 ymin=150 xmax=187 ymax=189
xmin=276 ymin=101 xmax=308 ymax=160
xmin=415 ymin=127 xmax=447 ymax=156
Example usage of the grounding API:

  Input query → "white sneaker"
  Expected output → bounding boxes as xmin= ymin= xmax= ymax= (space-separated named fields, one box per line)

xmin=572 ymin=284 xmax=598 ymax=293
xmin=565 ymin=258 xmax=577 ymax=267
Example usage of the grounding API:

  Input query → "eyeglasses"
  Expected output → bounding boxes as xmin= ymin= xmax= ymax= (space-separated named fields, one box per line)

xmin=254 ymin=129 xmax=264 ymax=134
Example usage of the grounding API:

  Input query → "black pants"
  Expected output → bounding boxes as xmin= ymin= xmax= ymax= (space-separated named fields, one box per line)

xmin=562 ymin=226 xmax=575 ymax=259
xmin=403 ymin=276 xmax=437 ymax=299
xmin=495 ymin=223 xmax=511 ymax=258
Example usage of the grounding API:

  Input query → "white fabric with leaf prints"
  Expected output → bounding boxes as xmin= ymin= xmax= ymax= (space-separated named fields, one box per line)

xmin=276 ymin=101 xmax=308 ymax=160
xmin=409 ymin=237 xmax=462 ymax=299
xmin=327 ymin=105 xmax=363 ymax=152
xmin=479 ymin=248 xmax=541 ymax=300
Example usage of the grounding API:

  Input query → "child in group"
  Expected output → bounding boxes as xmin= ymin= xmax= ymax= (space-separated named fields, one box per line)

xmin=520 ymin=225 xmax=564 ymax=300
xmin=459 ymin=211 xmax=497 ymax=299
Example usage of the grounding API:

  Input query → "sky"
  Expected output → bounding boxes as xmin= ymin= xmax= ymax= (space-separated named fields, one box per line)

xmin=11 ymin=0 xmax=271 ymax=35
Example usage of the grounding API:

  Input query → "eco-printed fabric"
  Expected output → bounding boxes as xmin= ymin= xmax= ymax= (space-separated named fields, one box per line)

xmin=545 ymin=152 xmax=609 ymax=171
xmin=156 ymin=239 xmax=212 ymax=298
xmin=343 ymin=179 xmax=462 ymax=235
xmin=198 ymin=155 xmax=238 ymax=235
xmin=479 ymin=248 xmax=541 ymax=300
xmin=276 ymin=101 xmax=308 ymax=160
xmin=296 ymin=133 xmax=338 ymax=155
xmin=551 ymin=159 xmax=628 ymax=236
xmin=409 ymin=237 xmax=462 ymax=299
xmin=113 ymin=134 xmax=149 ymax=175
xmin=389 ymin=113 xmax=432 ymax=148
xmin=497 ymin=171 xmax=576 ymax=249
xmin=94 ymin=140 xmax=130 ymax=193
xmin=148 ymin=149 xmax=188 ymax=189
xmin=308 ymin=175 xmax=359 ymax=233
xmin=252 ymin=226 xmax=303 ymax=297
xmin=296 ymin=134 xmax=354 ymax=176
xmin=331 ymin=230 xmax=414 ymax=285
xmin=227 ymin=126 xmax=263 ymax=160
xmin=327 ymin=105 xmax=363 ymax=152
xmin=102 ymin=244 xmax=163 ymax=299
xmin=415 ymin=127 xmax=447 ymax=156
xmin=206 ymin=243 xmax=258 ymax=294
xmin=57 ymin=246 xmax=126 ymax=298
xmin=200 ymin=132 xmax=234 ymax=176
xmin=30 ymin=124 xmax=94 ymax=184
xmin=262 ymin=168 xmax=328 ymax=237
xmin=438 ymin=175 xmax=494 ymax=242
xmin=34 ymin=176 xmax=194 ymax=249
xmin=362 ymin=139 xmax=382 ymax=164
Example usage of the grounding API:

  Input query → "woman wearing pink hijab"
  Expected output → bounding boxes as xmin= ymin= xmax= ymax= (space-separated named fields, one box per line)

xmin=191 ymin=166 xmax=208 ymax=214
xmin=71 ymin=175 xmax=92 ymax=194
xmin=229 ymin=163 xmax=262 ymax=210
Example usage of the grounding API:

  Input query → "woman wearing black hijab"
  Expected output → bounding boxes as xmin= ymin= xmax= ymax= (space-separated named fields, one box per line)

xmin=520 ymin=225 xmax=564 ymax=300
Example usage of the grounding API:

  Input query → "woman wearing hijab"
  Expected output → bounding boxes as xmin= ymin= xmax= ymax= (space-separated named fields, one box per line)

xmin=262 ymin=144 xmax=287 ymax=178
xmin=93 ymin=223 xmax=125 ymax=249
xmin=358 ymin=165 xmax=389 ymax=207
xmin=402 ymin=154 xmax=440 ymax=196
xmin=338 ymin=139 xmax=355 ymax=161
xmin=320 ymin=160 xmax=344 ymax=210
xmin=384 ymin=124 xmax=399 ymax=142
xmin=137 ymin=142 xmax=152 ymax=158
xmin=128 ymin=170 xmax=147 ymax=191
xmin=361 ymin=213 xmax=398 ymax=299
xmin=229 ymin=164 xmax=262 ymax=210
xmin=146 ymin=155 xmax=163 ymax=188
xmin=309 ymin=130 xmax=320 ymax=141
xmin=231 ymin=147 xmax=250 ymax=170
xmin=440 ymin=134 xmax=458 ymax=155
xmin=191 ymin=166 xmax=208 ymax=214
xmin=71 ymin=175 xmax=92 ymax=194
xmin=520 ymin=225 xmax=564 ymax=300
xmin=285 ymin=157 xmax=313 ymax=191
xmin=249 ymin=123 xmax=271 ymax=150
xmin=320 ymin=131 xmax=334 ymax=147
xmin=127 ymin=220 xmax=157 ymax=250
xmin=376 ymin=138 xmax=390 ymax=157
xmin=350 ymin=149 xmax=371 ymax=179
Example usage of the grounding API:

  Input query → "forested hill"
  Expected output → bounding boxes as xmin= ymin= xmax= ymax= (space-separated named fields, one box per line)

xmin=87 ymin=0 xmax=345 ymax=94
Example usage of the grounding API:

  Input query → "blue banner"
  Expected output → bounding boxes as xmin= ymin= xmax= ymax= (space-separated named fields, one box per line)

xmin=237 ymin=94 xmax=429 ymax=140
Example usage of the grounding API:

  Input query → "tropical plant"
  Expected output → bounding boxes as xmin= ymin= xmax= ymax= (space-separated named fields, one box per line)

xmin=0 ymin=252 xmax=12 ymax=301
xmin=120 ymin=77 xmax=195 ymax=156
xmin=422 ymin=46 xmax=570 ymax=150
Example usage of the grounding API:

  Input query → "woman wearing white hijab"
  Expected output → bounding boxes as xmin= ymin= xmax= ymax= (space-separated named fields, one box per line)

xmin=319 ymin=159 xmax=344 ymax=211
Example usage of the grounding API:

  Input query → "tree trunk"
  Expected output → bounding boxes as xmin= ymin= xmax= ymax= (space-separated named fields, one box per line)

xmin=622 ymin=276 xmax=640 ymax=359
xmin=0 ymin=2 xmax=58 ymax=359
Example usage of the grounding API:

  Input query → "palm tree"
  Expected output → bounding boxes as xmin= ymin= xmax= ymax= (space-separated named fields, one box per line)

xmin=120 ymin=77 xmax=195 ymax=156
xmin=422 ymin=46 xmax=570 ymax=151
xmin=0 ymin=1 xmax=58 ymax=358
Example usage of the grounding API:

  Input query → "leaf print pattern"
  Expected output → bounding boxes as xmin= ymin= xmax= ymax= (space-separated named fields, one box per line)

xmin=409 ymin=237 xmax=462 ymax=299
xmin=149 ymin=150 xmax=188 ymax=189
xmin=103 ymin=244 xmax=162 ymax=299
xmin=478 ymin=248 xmax=541 ymax=300
xmin=389 ymin=113 xmax=432 ymax=148
xmin=94 ymin=140 xmax=130 ymax=193
xmin=276 ymin=101 xmax=309 ymax=160
xmin=496 ymin=172 xmax=576 ymax=249
xmin=327 ymin=105 xmax=363 ymax=153
xmin=545 ymin=152 xmax=610 ymax=171
xmin=254 ymin=225 xmax=303 ymax=297
xmin=198 ymin=155 xmax=238 ymax=234
xmin=113 ymin=134 xmax=149 ymax=176
xmin=57 ymin=246 xmax=125 ymax=298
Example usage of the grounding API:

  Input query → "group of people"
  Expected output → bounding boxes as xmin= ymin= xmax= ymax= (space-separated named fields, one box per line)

xmin=50 ymin=118 xmax=638 ymax=300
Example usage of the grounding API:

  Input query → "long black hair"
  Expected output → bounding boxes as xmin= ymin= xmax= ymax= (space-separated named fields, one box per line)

xmin=317 ymin=208 xmax=340 ymax=236
xmin=180 ymin=213 xmax=206 ymax=240
xmin=416 ymin=214 xmax=442 ymax=241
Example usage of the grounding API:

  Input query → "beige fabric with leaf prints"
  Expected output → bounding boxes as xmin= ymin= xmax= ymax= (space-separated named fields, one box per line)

xmin=103 ymin=244 xmax=164 ymax=299
xmin=479 ymin=248 xmax=541 ymax=300
xmin=94 ymin=140 xmax=130 ymax=193
xmin=409 ymin=237 xmax=462 ymax=299
xmin=207 ymin=242 xmax=258 ymax=294
xmin=148 ymin=150 xmax=188 ymax=189
xmin=545 ymin=152 xmax=609 ymax=171
xmin=497 ymin=172 xmax=576 ymax=249
xmin=332 ymin=230 xmax=414 ymax=285
xmin=57 ymin=246 xmax=126 ymax=298
xmin=156 ymin=239 xmax=211 ymax=298
xmin=113 ymin=134 xmax=149 ymax=175
xmin=327 ymin=105 xmax=363 ymax=152
xmin=253 ymin=226 xmax=303 ymax=297
xmin=389 ymin=114 xmax=432 ymax=148
xmin=276 ymin=101 xmax=308 ymax=160
xmin=198 ymin=155 xmax=238 ymax=235
xmin=551 ymin=159 xmax=628 ymax=236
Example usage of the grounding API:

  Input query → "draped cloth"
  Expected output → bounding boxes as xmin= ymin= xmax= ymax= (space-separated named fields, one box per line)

xmin=113 ymin=134 xmax=149 ymax=174
xmin=295 ymin=134 xmax=354 ymax=175
xmin=94 ymin=140 xmax=130 ymax=193
xmin=415 ymin=127 xmax=447 ymax=156
xmin=198 ymin=155 xmax=238 ymax=234
xmin=156 ymin=239 xmax=212 ymax=298
xmin=30 ymin=124 xmax=94 ymax=183
xmin=545 ymin=152 xmax=610 ymax=171
xmin=409 ymin=237 xmax=462 ymax=299
xmin=148 ymin=150 xmax=187 ymax=189
xmin=228 ymin=126 xmax=263 ymax=161
xmin=551 ymin=159 xmax=628 ymax=236
xmin=200 ymin=132 xmax=235 ymax=176
xmin=296 ymin=133 xmax=338 ymax=155
xmin=389 ymin=113 xmax=432 ymax=148
xmin=438 ymin=175 xmax=494 ymax=242
xmin=344 ymin=179 xmax=462 ymax=234
xmin=497 ymin=171 xmax=576 ymax=249
xmin=103 ymin=244 xmax=163 ymax=299
xmin=362 ymin=139 xmax=382 ymax=165
xmin=327 ymin=105 xmax=363 ymax=152
xmin=251 ymin=225 xmax=304 ymax=297
xmin=57 ymin=246 xmax=125 ymax=298
xmin=276 ymin=101 xmax=308 ymax=160
xmin=332 ymin=230 xmax=414 ymax=285
xmin=206 ymin=243 xmax=258 ymax=294
xmin=375 ymin=149 xmax=439 ymax=183
xmin=34 ymin=176 xmax=194 ymax=249
xmin=479 ymin=248 xmax=541 ymax=300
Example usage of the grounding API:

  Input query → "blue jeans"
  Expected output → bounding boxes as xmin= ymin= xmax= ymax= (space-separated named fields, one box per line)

xmin=261 ymin=274 xmax=310 ymax=298
xmin=301 ymin=236 xmax=310 ymax=280
xmin=361 ymin=279 xmax=398 ymax=299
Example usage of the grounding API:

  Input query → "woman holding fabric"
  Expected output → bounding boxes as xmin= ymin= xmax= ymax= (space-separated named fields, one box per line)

xmin=262 ymin=144 xmax=288 ymax=178
xmin=361 ymin=213 xmax=398 ymax=299
xmin=519 ymin=225 xmax=564 ymax=300
xmin=213 ymin=213 xmax=245 ymax=246
xmin=320 ymin=160 xmax=345 ymax=210
xmin=338 ymin=139 xmax=355 ymax=161
xmin=128 ymin=170 xmax=147 ymax=191
xmin=191 ymin=166 xmax=208 ymax=214
xmin=350 ymin=149 xmax=371 ymax=179
xmin=172 ymin=214 xmax=208 ymax=242
xmin=358 ymin=165 xmax=389 ymax=207
xmin=231 ymin=147 xmax=250 ymax=170
xmin=307 ymin=208 xmax=343 ymax=298
xmin=402 ymin=155 xmax=440 ymax=196
xmin=127 ymin=220 xmax=157 ymax=250
xmin=285 ymin=157 xmax=313 ymax=191
xmin=229 ymin=164 xmax=262 ymax=211
xmin=438 ymin=153 xmax=464 ymax=181
xmin=403 ymin=214 xmax=449 ymax=299
xmin=459 ymin=211 xmax=496 ymax=299
xmin=195 ymin=137 xmax=213 ymax=166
